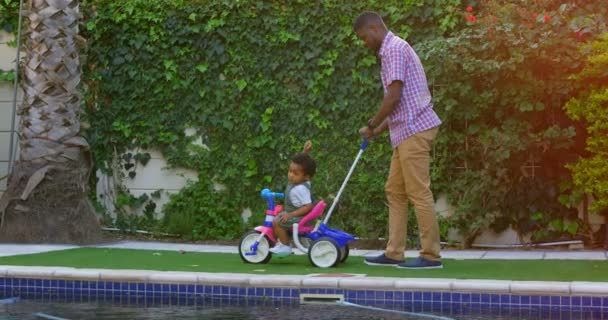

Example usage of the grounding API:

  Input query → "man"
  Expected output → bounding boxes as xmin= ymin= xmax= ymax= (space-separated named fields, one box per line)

xmin=354 ymin=11 xmax=443 ymax=269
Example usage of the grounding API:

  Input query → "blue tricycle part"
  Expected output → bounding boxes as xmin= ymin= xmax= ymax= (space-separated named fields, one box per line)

xmin=307 ymin=223 xmax=355 ymax=248
xmin=360 ymin=139 xmax=369 ymax=150
xmin=245 ymin=241 xmax=260 ymax=256
xmin=261 ymin=188 xmax=284 ymax=212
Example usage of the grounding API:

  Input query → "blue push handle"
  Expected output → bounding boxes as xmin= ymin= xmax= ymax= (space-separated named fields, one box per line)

xmin=360 ymin=139 xmax=369 ymax=150
xmin=261 ymin=188 xmax=284 ymax=200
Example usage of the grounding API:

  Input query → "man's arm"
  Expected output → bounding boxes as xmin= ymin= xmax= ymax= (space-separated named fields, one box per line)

xmin=368 ymin=80 xmax=403 ymax=128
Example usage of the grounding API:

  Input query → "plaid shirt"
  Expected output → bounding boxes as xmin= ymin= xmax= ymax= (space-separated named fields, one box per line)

xmin=379 ymin=32 xmax=441 ymax=148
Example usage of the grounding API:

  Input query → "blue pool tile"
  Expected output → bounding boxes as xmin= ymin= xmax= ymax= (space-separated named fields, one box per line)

xmin=403 ymin=291 xmax=412 ymax=302
xmin=431 ymin=292 xmax=441 ymax=302
xmin=413 ymin=292 xmax=422 ymax=301
xmin=137 ymin=283 xmax=145 ymax=292
xmin=255 ymin=288 xmax=264 ymax=297
xmin=385 ymin=291 xmax=393 ymax=300
xmin=375 ymin=291 xmax=384 ymax=300
xmin=591 ymin=297 xmax=602 ymax=307
xmin=530 ymin=295 xmax=540 ymax=305
xmin=392 ymin=291 xmax=402 ymax=301
xmin=422 ymin=292 xmax=432 ymax=302
xmin=471 ymin=293 xmax=480 ymax=303
xmin=592 ymin=308 xmax=604 ymax=319
xmin=159 ymin=284 xmax=167 ymax=293
xmin=264 ymin=288 xmax=273 ymax=297
xmin=550 ymin=296 xmax=560 ymax=305
xmin=204 ymin=285 xmax=212 ymax=295
xmin=271 ymin=288 xmax=280 ymax=297
xmin=364 ymin=290 xmax=374 ymax=300
xmin=432 ymin=302 xmax=442 ymax=312
xmin=581 ymin=296 xmax=591 ymax=307
xmin=520 ymin=295 xmax=530 ymax=305
xmin=490 ymin=294 xmax=500 ymax=304
xmin=422 ymin=302 xmax=433 ymax=312
xmin=480 ymin=294 xmax=490 ymax=304
xmin=499 ymin=294 xmax=509 ymax=304
xmin=540 ymin=296 xmax=550 ymax=306
xmin=461 ymin=293 xmax=471 ymax=303
xmin=570 ymin=297 xmax=581 ymax=307
xmin=441 ymin=292 xmax=451 ymax=303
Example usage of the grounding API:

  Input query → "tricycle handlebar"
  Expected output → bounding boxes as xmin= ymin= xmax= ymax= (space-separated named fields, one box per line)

xmin=261 ymin=188 xmax=284 ymax=200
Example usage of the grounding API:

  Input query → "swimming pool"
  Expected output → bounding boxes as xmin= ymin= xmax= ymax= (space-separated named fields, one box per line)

xmin=1 ymin=296 xmax=604 ymax=320
xmin=0 ymin=266 xmax=607 ymax=319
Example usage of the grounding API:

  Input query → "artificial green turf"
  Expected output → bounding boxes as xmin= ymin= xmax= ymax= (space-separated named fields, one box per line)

xmin=0 ymin=248 xmax=606 ymax=282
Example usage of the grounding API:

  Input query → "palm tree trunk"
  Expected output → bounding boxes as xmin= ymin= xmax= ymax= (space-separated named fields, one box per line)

xmin=0 ymin=0 xmax=101 ymax=243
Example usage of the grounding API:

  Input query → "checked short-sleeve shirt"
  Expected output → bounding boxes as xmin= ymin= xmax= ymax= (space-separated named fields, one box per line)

xmin=379 ymin=32 xmax=441 ymax=148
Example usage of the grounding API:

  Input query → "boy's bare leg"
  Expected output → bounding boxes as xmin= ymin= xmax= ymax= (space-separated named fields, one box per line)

xmin=272 ymin=220 xmax=290 ymax=245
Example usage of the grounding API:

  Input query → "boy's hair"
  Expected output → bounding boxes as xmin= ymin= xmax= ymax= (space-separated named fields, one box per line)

xmin=291 ymin=152 xmax=316 ymax=177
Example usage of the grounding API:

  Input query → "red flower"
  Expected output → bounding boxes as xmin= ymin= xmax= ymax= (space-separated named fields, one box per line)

xmin=544 ymin=15 xmax=550 ymax=22
xmin=465 ymin=15 xmax=477 ymax=22
xmin=466 ymin=6 xmax=473 ymax=12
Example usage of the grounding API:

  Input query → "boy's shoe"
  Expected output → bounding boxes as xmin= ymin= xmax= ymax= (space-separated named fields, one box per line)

xmin=270 ymin=243 xmax=293 ymax=255
xmin=363 ymin=253 xmax=403 ymax=266
xmin=396 ymin=256 xmax=443 ymax=269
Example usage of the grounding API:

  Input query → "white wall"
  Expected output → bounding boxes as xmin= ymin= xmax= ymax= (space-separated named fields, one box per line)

xmin=0 ymin=30 xmax=21 ymax=198
xmin=95 ymin=148 xmax=199 ymax=220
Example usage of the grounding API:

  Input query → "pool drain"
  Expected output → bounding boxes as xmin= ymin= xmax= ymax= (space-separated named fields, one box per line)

xmin=299 ymin=293 xmax=345 ymax=304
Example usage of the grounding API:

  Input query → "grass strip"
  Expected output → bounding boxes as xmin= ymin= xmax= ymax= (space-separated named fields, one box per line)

xmin=0 ymin=248 xmax=606 ymax=282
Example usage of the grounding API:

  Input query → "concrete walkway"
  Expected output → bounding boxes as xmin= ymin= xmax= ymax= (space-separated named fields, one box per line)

xmin=0 ymin=240 xmax=605 ymax=260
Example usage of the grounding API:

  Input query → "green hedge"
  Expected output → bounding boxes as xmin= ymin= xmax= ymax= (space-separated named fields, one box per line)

xmin=80 ymin=0 xmax=607 ymax=243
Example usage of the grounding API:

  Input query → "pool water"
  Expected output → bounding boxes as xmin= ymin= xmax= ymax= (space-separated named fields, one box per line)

xmin=0 ymin=299 xmax=604 ymax=320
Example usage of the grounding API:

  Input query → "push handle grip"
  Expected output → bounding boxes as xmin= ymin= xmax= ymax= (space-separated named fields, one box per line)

xmin=360 ymin=139 xmax=369 ymax=150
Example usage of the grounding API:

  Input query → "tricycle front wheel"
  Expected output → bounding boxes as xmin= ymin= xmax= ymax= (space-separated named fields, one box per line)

xmin=239 ymin=230 xmax=272 ymax=264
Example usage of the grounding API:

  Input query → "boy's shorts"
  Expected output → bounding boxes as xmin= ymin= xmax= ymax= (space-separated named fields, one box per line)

xmin=275 ymin=212 xmax=302 ymax=229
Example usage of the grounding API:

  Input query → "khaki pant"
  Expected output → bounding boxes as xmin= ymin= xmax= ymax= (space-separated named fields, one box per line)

xmin=384 ymin=127 xmax=441 ymax=261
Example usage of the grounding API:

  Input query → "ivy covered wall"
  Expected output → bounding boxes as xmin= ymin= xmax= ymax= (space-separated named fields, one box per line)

xmin=77 ymin=0 xmax=607 ymax=245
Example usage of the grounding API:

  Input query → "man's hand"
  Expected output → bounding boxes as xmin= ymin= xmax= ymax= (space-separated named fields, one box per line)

xmin=359 ymin=126 xmax=374 ymax=139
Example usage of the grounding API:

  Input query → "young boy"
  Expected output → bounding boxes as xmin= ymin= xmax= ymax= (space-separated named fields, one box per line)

xmin=269 ymin=141 xmax=316 ymax=255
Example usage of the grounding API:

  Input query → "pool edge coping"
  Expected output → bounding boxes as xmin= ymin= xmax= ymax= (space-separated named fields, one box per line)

xmin=1 ymin=265 xmax=607 ymax=296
